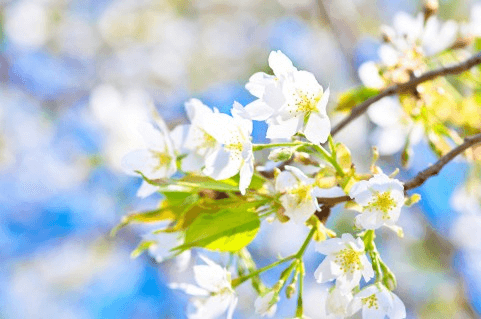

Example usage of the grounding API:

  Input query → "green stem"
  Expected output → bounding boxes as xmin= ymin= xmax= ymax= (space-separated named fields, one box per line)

xmin=296 ymin=227 xmax=316 ymax=258
xmin=295 ymin=262 xmax=305 ymax=317
xmin=232 ymin=255 xmax=296 ymax=288
xmin=363 ymin=230 xmax=382 ymax=282
xmin=309 ymin=143 xmax=345 ymax=177
xmin=252 ymin=142 xmax=301 ymax=151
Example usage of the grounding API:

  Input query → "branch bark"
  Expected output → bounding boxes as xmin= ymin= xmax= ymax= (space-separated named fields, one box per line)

xmin=403 ymin=132 xmax=481 ymax=190
xmin=317 ymin=132 xmax=481 ymax=206
xmin=331 ymin=51 xmax=481 ymax=136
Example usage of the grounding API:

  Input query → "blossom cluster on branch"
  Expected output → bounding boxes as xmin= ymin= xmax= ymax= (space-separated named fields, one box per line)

xmin=113 ymin=2 xmax=481 ymax=318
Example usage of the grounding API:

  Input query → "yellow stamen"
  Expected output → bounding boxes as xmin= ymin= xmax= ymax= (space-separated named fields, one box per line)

xmin=334 ymin=248 xmax=362 ymax=274
xmin=361 ymin=294 xmax=379 ymax=310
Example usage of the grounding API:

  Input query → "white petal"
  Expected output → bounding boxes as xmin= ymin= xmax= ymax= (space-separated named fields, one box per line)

xmin=245 ymin=72 xmax=276 ymax=98
xmin=204 ymin=148 xmax=241 ymax=181
xmin=266 ymin=116 xmax=303 ymax=140
xmin=311 ymin=186 xmax=345 ymax=198
xmin=315 ymin=237 xmax=344 ymax=255
xmin=138 ymin=122 xmax=167 ymax=150
xmin=239 ymin=153 xmax=254 ymax=195
xmin=121 ymin=149 xmax=152 ymax=176
xmin=285 ymin=165 xmax=311 ymax=184
xmin=241 ymin=99 xmax=275 ymax=121
xmin=169 ymin=282 xmax=209 ymax=297
xmin=304 ymin=112 xmax=331 ymax=144
xmin=358 ymin=62 xmax=384 ymax=89
xmin=226 ymin=295 xmax=238 ymax=319
xmin=136 ymin=180 xmax=159 ymax=198
xmin=362 ymin=305 xmax=387 ymax=319
xmin=316 ymin=86 xmax=330 ymax=115
xmin=355 ymin=211 xmax=384 ymax=230
xmin=314 ymin=259 xmax=339 ymax=283
xmin=181 ymin=152 xmax=205 ymax=172
xmin=275 ymin=171 xmax=298 ymax=193
xmin=185 ymin=98 xmax=212 ymax=121
xmin=268 ymin=50 xmax=296 ymax=78
xmin=170 ymin=124 xmax=190 ymax=153
xmin=389 ymin=292 xmax=407 ymax=319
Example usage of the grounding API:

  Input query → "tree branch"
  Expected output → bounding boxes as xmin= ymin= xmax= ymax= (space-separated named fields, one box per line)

xmin=331 ymin=51 xmax=481 ymax=136
xmin=317 ymin=132 xmax=481 ymax=207
xmin=403 ymin=132 xmax=481 ymax=190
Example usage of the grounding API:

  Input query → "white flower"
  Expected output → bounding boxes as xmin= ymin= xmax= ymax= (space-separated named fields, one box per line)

xmin=171 ymin=99 xmax=221 ymax=173
xmin=382 ymin=12 xmax=457 ymax=58
xmin=122 ymin=118 xmax=177 ymax=198
xmin=349 ymin=284 xmax=406 ymax=319
xmin=245 ymin=50 xmax=331 ymax=144
xmin=254 ymin=290 xmax=279 ymax=317
xmin=349 ymin=174 xmax=405 ymax=230
xmin=367 ymin=97 xmax=423 ymax=156
xmin=142 ymin=231 xmax=191 ymax=272
xmin=358 ymin=61 xmax=385 ymax=89
xmin=464 ymin=3 xmax=481 ymax=37
xmin=324 ymin=286 xmax=354 ymax=319
xmin=451 ymin=214 xmax=481 ymax=251
xmin=170 ymin=256 xmax=237 ymax=319
xmin=275 ymin=165 xmax=345 ymax=224
xmin=314 ymin=233 xmax=374 ymax=292
xmin=203 ymin=102 xmax=254 ymax=195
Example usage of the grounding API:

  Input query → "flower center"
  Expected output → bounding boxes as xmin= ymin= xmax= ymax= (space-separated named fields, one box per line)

xmin=361 ymin=294 xmax=379 ymax=310
xmin=335 ymin=248 xmax=362 ymax=274
xmin=289 ymin=89 xmax=321 ymax=115
xmin=197 ymin=129 xmax=217 ymax=149
xmin=289 ymin=184 xmax=312 ymax=204
xmin=366 ymin=191 xmax=396 ymax=216
xmin=151 ymin=150 xmax=172 ymax=170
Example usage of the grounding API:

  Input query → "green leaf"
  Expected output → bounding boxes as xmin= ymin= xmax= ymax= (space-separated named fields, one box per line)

xmin=174 ymin=203 xmax=261 ymax=252
xmin=335 ymin=143 xmax=352 ymax=172
xmin=130 ymin=240 xmax=156 ymax=259
xmin=336 ymin=87 xmax=380 ymax=112
xmin=110 ymin=193 xmax=199 ymax=236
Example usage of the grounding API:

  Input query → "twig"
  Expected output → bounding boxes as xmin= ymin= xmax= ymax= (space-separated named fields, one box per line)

xmin=317 ymin=132 xmax=481 ymax=207
xmin=331 ymin=51 xmax=481 ymax=136
xmin=403 ymin=132 xmax=481 ymax=190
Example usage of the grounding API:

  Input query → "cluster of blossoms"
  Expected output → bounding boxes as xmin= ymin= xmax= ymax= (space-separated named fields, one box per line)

xmin=355 ymin=1 xmax=481 ymax=160
xmin=118 ymin=48 xmax=412 ymax=318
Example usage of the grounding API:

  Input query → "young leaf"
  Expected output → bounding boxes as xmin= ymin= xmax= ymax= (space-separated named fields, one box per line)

xmin=336 ymin=87 xmax=380 ymax=112
xmin=130 ymin=240 xmax=156 ymax=259
xmin=173 ymin=203 xmax=261 ymax=252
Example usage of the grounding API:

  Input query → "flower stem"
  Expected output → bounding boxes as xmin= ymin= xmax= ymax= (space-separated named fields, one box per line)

xmin=296 ymin=226 xmax=317 ymax=259
xmin=252 ymin=142 xmax=302 ymax=151
xmin=232 ymin=255 xmax=296 ymax=288
xmin=308 ymin=143 xmax=345 ymax=177
xmin=295 ymin=261 xmax=305 ymax=318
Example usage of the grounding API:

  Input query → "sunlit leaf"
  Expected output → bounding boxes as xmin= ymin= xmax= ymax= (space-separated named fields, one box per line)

xmin=130 ymin=240 xmax=156 ymax=259
xmin=336 ymin=87 xmax=380 ymax=112
xmin=173 ymin=203 xmax=261 ymax=252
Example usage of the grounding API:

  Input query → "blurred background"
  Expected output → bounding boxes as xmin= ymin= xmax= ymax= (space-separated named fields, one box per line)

xmin=1 ymin=0 xmax=481 ymax=318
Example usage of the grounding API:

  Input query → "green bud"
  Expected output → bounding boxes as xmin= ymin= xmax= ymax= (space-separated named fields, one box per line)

xmin=286 ymin=283 xmax=297 ymax=299
xmin=405 ymin=193 xmax=421 ymax=207
xmin=268 ymin=147 xmax=294 ymax=162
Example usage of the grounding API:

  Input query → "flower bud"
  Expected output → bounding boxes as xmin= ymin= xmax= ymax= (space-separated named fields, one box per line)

xmin=380 ymin=25 xmax=395 ymax=43
xmin=286 ymin=283 xmax=297 ymax=299
xmin=449 ymin=35 xmax=474 ymax=50
xmin=423 ymin=0 xmax=438 ymax=21
xmin=268 ymin=147 xmax=294 ymax=162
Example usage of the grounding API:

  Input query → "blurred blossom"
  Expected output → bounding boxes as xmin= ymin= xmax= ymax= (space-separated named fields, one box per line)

xmin=89 ymin=84 xmax=152 ymax=170
xmin=5 ymin=1 xmax=49 ymax=49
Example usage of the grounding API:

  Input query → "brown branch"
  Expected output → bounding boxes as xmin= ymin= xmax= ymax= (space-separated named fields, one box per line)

xmin=403 ymin=132 xmax=481 ymax=190
xmin=331 ymin=51 xmax=481 ymax=136
xmin=316 ymin=132 xmax=481 ymax=208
